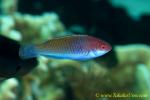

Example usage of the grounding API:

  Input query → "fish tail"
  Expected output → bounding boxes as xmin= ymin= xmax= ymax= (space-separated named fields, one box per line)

xmin=19 ymin=44 xmax=38 ymax=59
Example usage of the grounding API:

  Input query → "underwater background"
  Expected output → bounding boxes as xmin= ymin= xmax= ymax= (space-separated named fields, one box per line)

xmin=0 ymin=0 xmax=150 ymax=100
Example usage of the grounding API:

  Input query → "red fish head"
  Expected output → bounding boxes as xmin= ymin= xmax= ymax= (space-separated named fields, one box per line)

xmin=92 ymin=39 xmax=112 ymax=57
xmin=99 ymin=41 xmax=112 ymax=52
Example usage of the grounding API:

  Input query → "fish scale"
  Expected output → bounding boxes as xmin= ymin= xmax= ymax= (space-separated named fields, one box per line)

xmin=39 ymin=36 xmax=84 ymax=56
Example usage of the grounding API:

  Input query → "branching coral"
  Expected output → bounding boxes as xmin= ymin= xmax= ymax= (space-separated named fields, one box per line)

xmin=0 ymin=0 xmax=65 ymax=43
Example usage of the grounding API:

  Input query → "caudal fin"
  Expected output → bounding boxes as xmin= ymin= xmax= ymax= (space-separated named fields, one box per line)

xmin=19 ymin=45 xmax=38 ymax=59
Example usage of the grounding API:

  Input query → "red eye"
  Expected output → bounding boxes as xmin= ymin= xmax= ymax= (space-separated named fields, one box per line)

xmin=101 ymin=45 xmax=106 ymax=50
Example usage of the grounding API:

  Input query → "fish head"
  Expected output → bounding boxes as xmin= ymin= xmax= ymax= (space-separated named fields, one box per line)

xmin=93 ymin=40 xmax=112 ymax=56
xmin=99 ymin=41 xmax=112 ymax=52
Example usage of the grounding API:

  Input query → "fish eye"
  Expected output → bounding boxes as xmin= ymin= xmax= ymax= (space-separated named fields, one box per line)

xmin=100 ymin=45 xmax=106 ymax=50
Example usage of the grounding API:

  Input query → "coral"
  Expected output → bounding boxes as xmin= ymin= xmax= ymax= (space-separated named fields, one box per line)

xmin=0 ymin=78 xmax=19 ymax=100
xmin=0 ymin=12 xmax=65 ymax=43
xmin=109 ymin=0 xmax=150 ymax=20
xmin=1 ymin=0 xmax=18 ymax=15
xmin=136 ymin=64 xmax=150 ymax=100
xmin=0 ymin=0 xmax=65 ymax=43
xmin=13 ymin=13 xmax=65 ymax=43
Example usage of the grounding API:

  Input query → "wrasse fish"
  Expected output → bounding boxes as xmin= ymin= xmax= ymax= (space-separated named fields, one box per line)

xmin=19 ymin=35 xmax=111 ymax=60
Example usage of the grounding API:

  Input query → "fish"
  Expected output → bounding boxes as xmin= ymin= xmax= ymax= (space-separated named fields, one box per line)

xmin=19 ymin=35 xmax=111 ymax=60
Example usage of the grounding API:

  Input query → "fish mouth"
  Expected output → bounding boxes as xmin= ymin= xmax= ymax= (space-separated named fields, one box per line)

xmin=107 ymin=47 xmax=112 ymax=52
xmin=107 ymin=43 xmax=112 ymax=52
xmin=93 ymin=50 xmax=107 ymax=56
